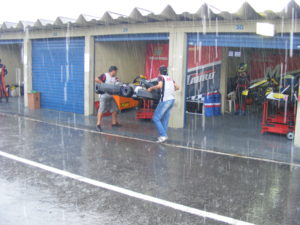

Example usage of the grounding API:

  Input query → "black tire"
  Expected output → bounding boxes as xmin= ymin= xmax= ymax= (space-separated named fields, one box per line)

xmin=121 ymin=86 xmax=134 ymax=97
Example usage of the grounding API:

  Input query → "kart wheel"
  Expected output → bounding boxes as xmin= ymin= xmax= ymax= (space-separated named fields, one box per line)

xmin=287 ymin=132 xmax=294 ymax=140
xmin=121 ymin=86 xmax=133 ymax=97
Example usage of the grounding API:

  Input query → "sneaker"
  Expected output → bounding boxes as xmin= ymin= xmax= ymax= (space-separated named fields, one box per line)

xmin=156 ymin=136 xmax=168 ymax=143
xmin=112 ymin=123 xmax=122 ymax=127
xmin=96 ymin=125 xmax=102 ymax=132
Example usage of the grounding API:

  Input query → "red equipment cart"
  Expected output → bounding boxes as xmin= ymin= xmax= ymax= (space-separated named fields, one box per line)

xmin=136 ymin=99 xmax=155 ymax=119
xmin=261 ymin=100 xmax=296 ymax=140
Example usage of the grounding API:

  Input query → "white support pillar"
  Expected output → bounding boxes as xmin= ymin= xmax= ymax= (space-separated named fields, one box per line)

xmin=294 ymin=79 xmax=300 ymax=146
xmin=168 ymin=31 xmax=187 ymax=129
xmin=84 ymin=35 xmax=94 ymax=116
xmin=23 ymin=30 xmax=32 ymax=107
xmin=220 ymin=48 xmax=228 ymax=114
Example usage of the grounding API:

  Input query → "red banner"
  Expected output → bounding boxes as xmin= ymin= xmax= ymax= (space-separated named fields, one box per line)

xmin=187 ymin=46 xmax=222 ymax=70
xmin=144 ymin=43 xmax=169 ymax=79
xmin=251 ymin=52 xmax=300 ymax=80
xmin=186 ymin=46 xmax=223 ymax=97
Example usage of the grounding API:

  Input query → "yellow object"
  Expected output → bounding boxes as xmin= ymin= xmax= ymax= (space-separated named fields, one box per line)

xmin=265 ymin=87 xmax=273 ymax=96
xmin=273 ymin=93 xmax=286 ymax=99
xmin=242 ymin=90 xmax=249 ymax=96
xmin=113 ymin=96 xmax=139 ymax=110
xmin=271 ymin=78 xmax=279 ymax=86
xmin=237 ymin=63 xmax=248 ymax=72
xmin=133 ymin=75 xmax=147 ymax=85
xmin=249 ymin=79 xmax=267 ymax=89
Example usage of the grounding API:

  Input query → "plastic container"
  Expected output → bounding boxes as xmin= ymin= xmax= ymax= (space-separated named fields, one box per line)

xmin=214 ymin=92 xmax=222 ymax=116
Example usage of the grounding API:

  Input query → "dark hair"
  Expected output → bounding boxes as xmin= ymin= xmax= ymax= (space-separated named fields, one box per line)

xmin=159 ymin=65 xmax=168 ymax=75
xmin=109 ymin=66 xmax=118 ymax=72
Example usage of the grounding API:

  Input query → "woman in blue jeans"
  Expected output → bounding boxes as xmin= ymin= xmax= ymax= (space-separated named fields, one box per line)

xmin=147 ymin=66 xmax=179 ymax=143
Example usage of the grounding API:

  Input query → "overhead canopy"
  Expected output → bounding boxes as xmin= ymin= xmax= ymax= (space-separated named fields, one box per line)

xmin=188 ymin=33 xmax=300 ymax=50
xmin=0 ymin=39 xmax=23 ymax=45
xmin=95 ymin=33 xmax=169 ymax=42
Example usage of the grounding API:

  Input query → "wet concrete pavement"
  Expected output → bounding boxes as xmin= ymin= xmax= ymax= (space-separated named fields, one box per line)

xmin=0 ymin=113 xmax=300 ymax=224
xmin=0 ymin=97 xmax=298 ymax=165
xmin=0 ymin=158 xmax=215 ymax=225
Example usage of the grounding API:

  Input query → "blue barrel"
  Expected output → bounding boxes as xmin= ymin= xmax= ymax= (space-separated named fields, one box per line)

xmin=204 ymin=93 xmax=214 ymax=117
xmin=214 ymin=92 xmax=221 ymax=116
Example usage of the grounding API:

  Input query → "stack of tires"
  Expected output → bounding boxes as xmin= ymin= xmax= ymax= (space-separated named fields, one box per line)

xmin=204 ymin=91 xmax=222 ymax=117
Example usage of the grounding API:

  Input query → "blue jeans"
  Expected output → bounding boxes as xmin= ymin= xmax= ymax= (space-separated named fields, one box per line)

xmin=152 ymin=99 xmax=175 ymax=137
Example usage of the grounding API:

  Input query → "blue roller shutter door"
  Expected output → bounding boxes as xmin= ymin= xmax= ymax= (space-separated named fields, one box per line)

xmin=32 ymin=37 xmax=84 ymax=114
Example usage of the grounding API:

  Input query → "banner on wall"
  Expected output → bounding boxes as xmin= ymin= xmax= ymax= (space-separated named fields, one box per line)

xmin=186 ymin=46 xmax=223 ymax=99
xmin=144 ymin=43 xmax=169 ymax=79
xmin=251 ymin=52 xmax=300 ymax=81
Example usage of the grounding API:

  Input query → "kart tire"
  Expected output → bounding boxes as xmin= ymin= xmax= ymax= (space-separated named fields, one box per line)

xmin=121 ymin=85 xmax=134 ymax=97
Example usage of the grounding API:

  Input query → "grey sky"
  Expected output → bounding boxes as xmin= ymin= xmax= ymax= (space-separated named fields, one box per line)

xmin=0 ymin=0 xmax=296 ymax=23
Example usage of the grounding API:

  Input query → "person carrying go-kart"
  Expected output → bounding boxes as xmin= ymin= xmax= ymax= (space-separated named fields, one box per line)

xmin=235 ymin=63 xmax=250 ymax=116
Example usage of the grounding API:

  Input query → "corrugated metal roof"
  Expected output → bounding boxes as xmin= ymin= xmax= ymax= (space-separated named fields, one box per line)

xmin=1 ymin=22 xmax=18 ymax=30
xmin=0 ymin=0 xmax=299 ymax=32
xmin=235 ymin=2 xmax=263 ymax=20
xmin=34 ymin=19 xmax=55 ymax=27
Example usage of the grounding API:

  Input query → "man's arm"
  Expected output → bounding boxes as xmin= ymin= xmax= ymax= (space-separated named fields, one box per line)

xmin=95 ymin=77 xmax=102 ymax=84
xmin=174 ymin=83 xmax=180 ymax=91
xmin=147 ymin=81 xmax=163 ymax=92
xmin=95 ymin=74 xmax=106 ymax=84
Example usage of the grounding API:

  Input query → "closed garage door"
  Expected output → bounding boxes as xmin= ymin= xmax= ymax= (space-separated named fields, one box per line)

xmin=32 ymin=37 xmax=84 ymax=114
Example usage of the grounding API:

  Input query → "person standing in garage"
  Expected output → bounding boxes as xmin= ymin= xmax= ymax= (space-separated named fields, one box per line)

xmin=0 ymin=59 xmax=8 ymax=103
xmin=95 ymin=66 xmax=121 ymax=132
xmin=0 ymin=59 xmax=8 ymax=76
xmin=235 ymin=63 xmax=250 ymax=116
xmin=147 ymin=65 xmax=179 ymax=143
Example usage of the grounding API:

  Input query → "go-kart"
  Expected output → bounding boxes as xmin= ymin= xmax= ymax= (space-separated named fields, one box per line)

xmin=95 ymin=76 xmax=161 ymax=101
xmin=242 ymin=74 xmax=279 ymax=103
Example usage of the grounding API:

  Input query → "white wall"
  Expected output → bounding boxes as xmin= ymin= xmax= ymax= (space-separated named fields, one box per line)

xmin=94 ymin=41 xmax=147 ymax=100
xmin=0 ymin=44 xmax=23 ymax=86
xmin=95 ymin=41 xmax=147 ymax=82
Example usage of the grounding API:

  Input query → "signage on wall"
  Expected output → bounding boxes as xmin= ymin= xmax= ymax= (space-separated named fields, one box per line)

xmin=145 ymin=43 xmax=169 ymax=79
xmin=186 ymin=46 xmax=223 ymax=99
xmin=154 ymin=47 xmax=163 ymax=56
xmin=235 ymin=24 xmax=244 ymax=30
xmin=186 ymin=61 xmax=222 ymax=98
xmin=228 ymin=51 xmax=241 ymax=57
xmin=256 ymin=22 xmax=275 ymax=37
xmin=251 ymin=52 xmax=300 ymax=80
